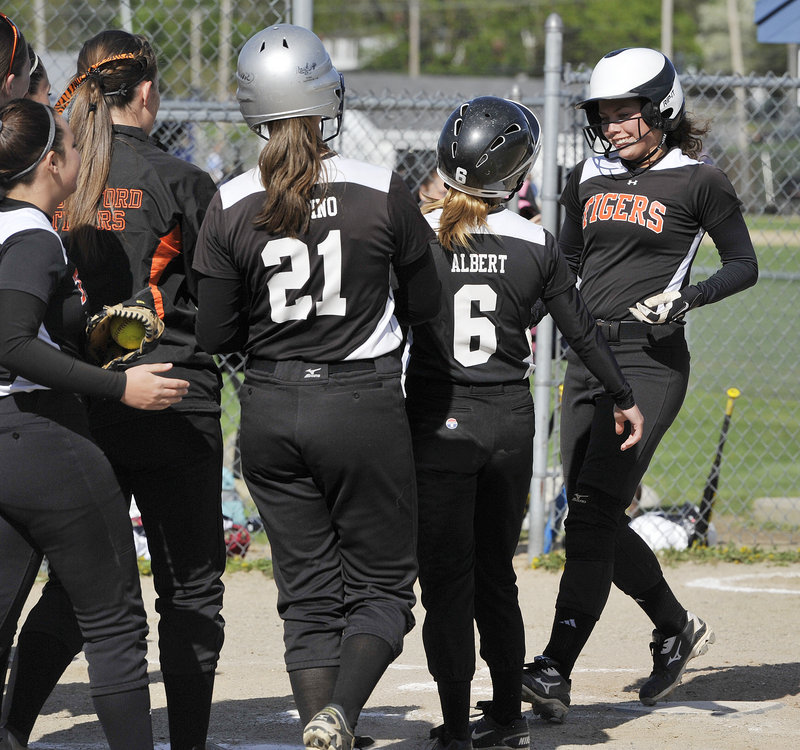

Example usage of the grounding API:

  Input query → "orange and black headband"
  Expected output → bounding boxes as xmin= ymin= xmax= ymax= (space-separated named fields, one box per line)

xmin=54 ymin=52 xmax=145 ymax=114
xmin=0 ymin=13 xmax=22 ymax=81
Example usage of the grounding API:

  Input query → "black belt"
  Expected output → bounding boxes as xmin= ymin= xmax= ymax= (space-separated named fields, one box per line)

xmin=247 ymin=358 xmax=376 ymax=374
xmin=596 ymin=319 xmax=660 ymax=342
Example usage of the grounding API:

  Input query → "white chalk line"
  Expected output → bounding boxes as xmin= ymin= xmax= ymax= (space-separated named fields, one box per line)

xmin=612 ymin=700 xmax=784 ymax=716
xmin=688 ymin=570 xmax=800 ymax=595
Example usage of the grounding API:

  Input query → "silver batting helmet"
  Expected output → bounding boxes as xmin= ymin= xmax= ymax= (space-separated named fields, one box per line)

xmin=236 ymin=24 xmax=344 ymax=140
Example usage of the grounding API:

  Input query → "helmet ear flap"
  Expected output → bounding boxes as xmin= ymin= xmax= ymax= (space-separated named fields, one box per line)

xmin=641 ymin=98 xmax=684 ymax=132
xmin=512 ymin=170 xmax=527 ymax=197
xmin=640 ymin=100 xmax=662 ymax=130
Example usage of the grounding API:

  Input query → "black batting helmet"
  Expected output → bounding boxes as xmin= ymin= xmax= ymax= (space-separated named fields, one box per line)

xmin=436 ymin=96 xmax=542 ymax=199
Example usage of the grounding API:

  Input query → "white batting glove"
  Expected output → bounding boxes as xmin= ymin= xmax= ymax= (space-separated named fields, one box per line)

xmin=628 ymin=287 xmax=702 ymax=324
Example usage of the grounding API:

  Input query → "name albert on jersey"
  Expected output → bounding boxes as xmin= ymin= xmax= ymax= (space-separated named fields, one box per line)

xmin=450 ymin=250 xmax=508 ymax=274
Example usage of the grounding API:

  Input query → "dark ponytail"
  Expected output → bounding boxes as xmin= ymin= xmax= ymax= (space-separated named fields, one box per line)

xmin=0 ymin=99 xmax=63 ymax=196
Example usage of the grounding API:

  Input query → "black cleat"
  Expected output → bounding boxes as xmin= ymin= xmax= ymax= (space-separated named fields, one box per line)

xmin=639 ymin=611 xmax=715 ymax=706
xmin=521 ymin=655 xmax=571 ymax=722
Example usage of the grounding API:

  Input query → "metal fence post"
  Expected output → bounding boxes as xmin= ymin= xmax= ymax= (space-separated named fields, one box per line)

xmin=293 ymin=0 xmax=314 ymax=29
xmin=528 ymin=13 xmax=563 ymax=564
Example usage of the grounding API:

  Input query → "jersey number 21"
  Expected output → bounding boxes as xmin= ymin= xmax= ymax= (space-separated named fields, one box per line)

xmin=261 ymin=231 xmax=347 ymax=323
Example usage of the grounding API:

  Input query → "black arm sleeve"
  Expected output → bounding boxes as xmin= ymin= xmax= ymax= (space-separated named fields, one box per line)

xmin=195 ymin=274 xmax=248 ymax=354
xmin=393 ymin=247 xmax=441 ymax=326
xmin=0 ymin=290 xmax=126 ymax=400
xmin=696 ymin=210 xmax=759 ymax=305
xmin=546 ymin=284 xmax=635 ymax=410
xmin=557 ymin=213 xmax=586 ymax=276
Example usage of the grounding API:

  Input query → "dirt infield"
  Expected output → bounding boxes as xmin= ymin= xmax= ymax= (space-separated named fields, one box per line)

xmin=21 ymin=558 xmax=800 ymax=749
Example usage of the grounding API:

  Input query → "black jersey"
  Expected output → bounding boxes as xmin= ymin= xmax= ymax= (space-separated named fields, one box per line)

xmin=54 ymin=125 xmax=220 ymax=412
xmin=561 ymin=149 xmax=744 ymax=320
xmin=193 ymin=154 xmax=435 ymax=362
xmin=0 ymin=200 xmax=90 ymax=395
xmin=407 ymin=207 xmax=574 ymax=384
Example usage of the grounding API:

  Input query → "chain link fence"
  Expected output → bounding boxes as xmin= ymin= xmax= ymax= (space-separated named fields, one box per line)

xmin=6 ymin=2 xmax=799 ymax=550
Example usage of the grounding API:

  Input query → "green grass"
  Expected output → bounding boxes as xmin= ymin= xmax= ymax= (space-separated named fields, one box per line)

xmin=745 ymin=213 xmax=800 ymax=233
xmin=638 ymin=251 xmax=800 ymax=520
xmin=700 ymin=222 xmax=800 ymax=275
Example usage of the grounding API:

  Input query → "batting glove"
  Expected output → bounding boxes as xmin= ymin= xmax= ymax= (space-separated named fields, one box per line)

xmin=628 ymin=286 xmax=702 ymax=325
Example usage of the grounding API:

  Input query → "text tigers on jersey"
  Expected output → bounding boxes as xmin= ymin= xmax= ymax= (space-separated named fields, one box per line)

xmin=582 ymin=192 xmax=665 ymax=234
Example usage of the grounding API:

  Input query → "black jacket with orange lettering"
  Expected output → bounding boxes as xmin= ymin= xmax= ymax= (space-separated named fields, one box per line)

xmin=558 ymin=149 xmax=758 ymax=321
xmin=54 ymin=124 xmax=221 ymax=417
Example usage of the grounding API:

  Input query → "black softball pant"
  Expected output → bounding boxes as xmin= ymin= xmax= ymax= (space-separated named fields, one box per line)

xmin=0 ymin=390 xmax=152 ymax=743
xmin=557 ymin=324 xmax=690 ymax=619
xmin=240 ymin=356 xmax=417 ymax=670
xmin=406 ymin=378 xmax=534 ymax=682
xmin=17 ymin=410 xmax=227 ymax=678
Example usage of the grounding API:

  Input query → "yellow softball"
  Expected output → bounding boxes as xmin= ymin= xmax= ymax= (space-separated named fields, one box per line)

xmin=110 ymin=318 xmax=146 ymax=350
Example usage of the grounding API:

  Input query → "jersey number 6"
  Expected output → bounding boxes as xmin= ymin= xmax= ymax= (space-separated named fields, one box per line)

xmin=453 ymin=284 xmax=498 ymax=367
xmin=261 ymin=231 xmax=347 ymax=323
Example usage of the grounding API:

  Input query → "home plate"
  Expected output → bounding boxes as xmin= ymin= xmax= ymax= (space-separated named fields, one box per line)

xmin=612 ymin=700 xmax=783 ymax=715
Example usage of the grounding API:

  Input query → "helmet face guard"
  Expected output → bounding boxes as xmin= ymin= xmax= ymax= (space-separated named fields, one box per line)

xmin=437 ymin=96 xmax=542 ymax=200
xmin=236 ymin=24 xmax=344 ymax=141
xmin=581 ymin=107 xmax=654 ymax=158
xmin=577 ymin=48 xmax=684 ymax=158
xmin=319 ymin=72 xmax=344 ymax=142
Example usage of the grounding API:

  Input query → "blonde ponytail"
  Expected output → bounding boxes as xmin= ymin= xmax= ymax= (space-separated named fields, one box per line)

xmin=423 ymin=189 xmax=498 ymax=252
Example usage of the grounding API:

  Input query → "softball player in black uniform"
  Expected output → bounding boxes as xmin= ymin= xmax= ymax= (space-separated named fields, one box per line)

xmin=522 ymin=48 xmax=758 ymax=720
xmin=0 ymin=99 xmax=187 ymax=749
xmin=3 ymin=31 xmax=225 ymax=750
xmin=406 ymin=97 xmax=643 ymax=750
xmin=193 ymin=25 xmax=440 ymax=750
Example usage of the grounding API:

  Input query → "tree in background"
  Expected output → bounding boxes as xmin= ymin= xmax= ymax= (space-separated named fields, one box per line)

xmin=697 ymin=0 xmax=785 ymax=75
xmin=315 ymin=0 xmax=704 ymax=76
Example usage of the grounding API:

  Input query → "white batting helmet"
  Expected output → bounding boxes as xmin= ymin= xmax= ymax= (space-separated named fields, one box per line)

xmin=577 ymin=47 xmax=685 ymax=133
